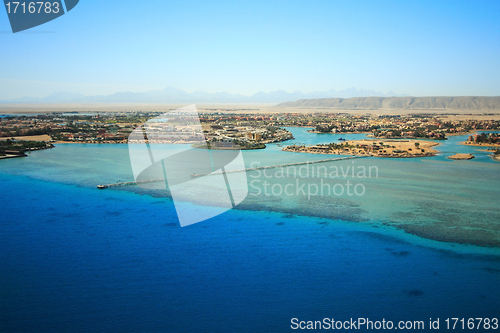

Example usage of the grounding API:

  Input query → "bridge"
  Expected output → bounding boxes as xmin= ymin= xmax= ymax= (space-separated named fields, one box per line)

xmin=97 ymin=155 xmax=363 ymax=189
xmin=97 ymin=178 xmax=165 ymax=189
xmin=190 ymin=155 xmax=363 ymax=177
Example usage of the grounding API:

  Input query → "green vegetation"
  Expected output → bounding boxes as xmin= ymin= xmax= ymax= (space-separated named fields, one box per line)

xmin=315 ymin=124 xmax=334 ymax=133
xmin=0 ymin=139 xmax=53 ymax=155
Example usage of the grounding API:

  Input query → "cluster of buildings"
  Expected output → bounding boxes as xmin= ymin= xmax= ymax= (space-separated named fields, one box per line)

xmin=371 ymin=117 xmax=499 ymax=140
xmin=203 ymin=124 xmax=293 ymax=146
xmin=465 ymin=132 xmax=500 ymax=145
xmin=0 ymin=112 xmax=295 ymax=147
xmin=126 ymin=114 xmax=294 ymax=147
xmin=302 ymin=114 xmax=498 ymax=140
xmin=0 ymin=113 xmax=142 ymax=143
xmin=1 ymin=112 xmax=498 ymax=145
xmin=199 ymin=114 xmax=279 ymax=123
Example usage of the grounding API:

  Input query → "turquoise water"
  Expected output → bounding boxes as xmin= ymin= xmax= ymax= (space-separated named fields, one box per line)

xmin=1 ymin=128 xmax=499 ymax=248
xmin=1 ymin=128 xmax=499 ymax=332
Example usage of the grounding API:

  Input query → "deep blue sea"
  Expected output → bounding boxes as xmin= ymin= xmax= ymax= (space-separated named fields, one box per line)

xmin=1 ymin=128 xmax=499 ymax=332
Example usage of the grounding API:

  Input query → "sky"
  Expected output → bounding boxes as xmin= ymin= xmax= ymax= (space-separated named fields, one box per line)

xmin=1 ymin=0 xmax=500 ymax=99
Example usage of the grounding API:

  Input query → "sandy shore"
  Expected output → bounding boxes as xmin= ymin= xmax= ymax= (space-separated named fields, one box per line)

xmin=0 ymin=135 xmax=52 ymax=142
xmin=448 ymin=153 xmax=475 ymax=160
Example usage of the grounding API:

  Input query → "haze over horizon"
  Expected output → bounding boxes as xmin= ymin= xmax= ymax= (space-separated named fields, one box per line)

xmin=1 ymin=0 xmax=500 ymax=99
xmin=0 ymin=86 xmax=409 ymax=104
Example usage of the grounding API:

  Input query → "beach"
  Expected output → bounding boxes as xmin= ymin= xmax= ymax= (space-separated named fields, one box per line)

xmin=0 ymin=134 xmax=52 ymax=142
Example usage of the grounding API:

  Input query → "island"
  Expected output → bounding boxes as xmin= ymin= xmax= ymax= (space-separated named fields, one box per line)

xmin=283 ymin=139 xmax=439 ymax=158
xmin=448 ymin=153 xmax=475 ymax=160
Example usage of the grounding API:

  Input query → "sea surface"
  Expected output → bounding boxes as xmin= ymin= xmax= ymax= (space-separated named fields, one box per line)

xmin=1 ymin=128 xmax=499 ymax=332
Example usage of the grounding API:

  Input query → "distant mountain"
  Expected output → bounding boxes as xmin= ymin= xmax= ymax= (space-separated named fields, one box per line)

xmin=277 ymin=96 xmax=500 ymax=110
xmin=0 ymin=87 xmax=405 ymax=104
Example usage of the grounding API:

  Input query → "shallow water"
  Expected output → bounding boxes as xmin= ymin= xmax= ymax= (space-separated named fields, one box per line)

xmin=5 ymin=127 xmax=498 ymax=246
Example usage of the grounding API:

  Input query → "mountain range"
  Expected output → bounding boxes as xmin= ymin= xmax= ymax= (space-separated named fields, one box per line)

xmin=0 ymin=87 xmax=404 ymax=104
xmin=277 ymin=96 xmax=500 ymax=110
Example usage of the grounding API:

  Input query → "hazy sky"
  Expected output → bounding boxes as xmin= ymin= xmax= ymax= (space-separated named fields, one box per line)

xmin=1 ymin=0 xmax=499 ymax=99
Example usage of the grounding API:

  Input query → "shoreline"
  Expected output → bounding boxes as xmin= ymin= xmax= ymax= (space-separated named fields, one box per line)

xmin=55 ymin=140 xmax=201 ymax=144
xmin=446 ymin=131 xmax=473 ymax=136
xmin=307 ymin=130 xmax=370 ymax=135
xmin=191 ymin=144 xmax=266 ymax=150
xmin=281 ymin=148 xmax=435 ymax=158
xmin=54 ymin=140 xmax=128 ymax=144
xmin=461 ymin=142 xmax=500 ymax=148
xmin=0 ymin=154 xmax=27 ymax=160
